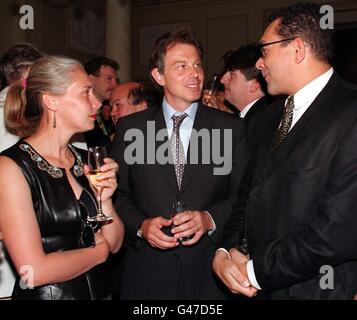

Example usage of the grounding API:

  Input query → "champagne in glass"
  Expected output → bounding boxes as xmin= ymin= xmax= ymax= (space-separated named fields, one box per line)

xmin=88 ymin=169 xmax=102 ymax=189
xmin=202 ymin=73 xmax=220 ymax=107
xmin=87 ymin=146 xmax=113 ymax=223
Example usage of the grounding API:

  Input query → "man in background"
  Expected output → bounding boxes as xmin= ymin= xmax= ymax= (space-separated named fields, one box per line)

xmin=0 ymin=42 xmax=43 ymax=299
xmin=219 ymin=45 xmax=273 ymax=251
xmin=84 ymin=57 xmax=119 ymax=150
xmin=0 ymin=43 xmax=43 ymax=151
xmin=109 ymin=82 xmax=148 ymax=125
xmin=220 ymin=44 xmax=271 ymax=123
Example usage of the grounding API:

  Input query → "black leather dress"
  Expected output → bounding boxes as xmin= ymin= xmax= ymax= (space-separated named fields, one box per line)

xmin=1 ymin=140 xmax=112 ymax=300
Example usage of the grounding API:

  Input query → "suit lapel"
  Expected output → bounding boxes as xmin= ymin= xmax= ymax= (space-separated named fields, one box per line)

xmin=245 ymin=95 xmax=272 ymax=124
xmin=180 ymin=104 xmax=212 ymax=194
xmin=256 ymin=72 xmax=340 ymax=186
xmin=247 ymin=101 xmax=283 ymax=188
xmin=152 ymin=108 xmax=179 ymax=193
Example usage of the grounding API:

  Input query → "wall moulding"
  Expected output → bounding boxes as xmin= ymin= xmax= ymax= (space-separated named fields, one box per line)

xmin=66 ymin=2 xmax=106 ymax=56
xmin=132 ymin=0 xmax=251 ymax=12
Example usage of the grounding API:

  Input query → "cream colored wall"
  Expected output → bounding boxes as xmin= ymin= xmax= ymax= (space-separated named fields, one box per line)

xmin=1 ymin=0 xmax=357 ymax=83
xmin=0 ymin=0 xmax=130 ymax=78
xmin=106 ymin=0 xmax=131 ymax=82
xmin=0 ymin=0 xmax=27 ymax=54
xmin=131 ymin=0 xmax=357 ymax=81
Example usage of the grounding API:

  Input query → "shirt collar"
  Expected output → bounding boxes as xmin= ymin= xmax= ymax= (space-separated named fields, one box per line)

xmin=239 ymin=98 xmax=261 ymax=118
xmin=292 ymin=68 xmax=334 ymax=110
xmin=162 ymin=97 xmax=198 ymax=123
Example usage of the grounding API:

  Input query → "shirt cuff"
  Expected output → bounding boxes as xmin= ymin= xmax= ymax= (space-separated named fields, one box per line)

xmin=202 ymin=211 xmax=216 ymax=236
xmin=247 ymin=260 xmax=262 ymax=290
xmin=215 ymin=248 xmax=231 ymax=258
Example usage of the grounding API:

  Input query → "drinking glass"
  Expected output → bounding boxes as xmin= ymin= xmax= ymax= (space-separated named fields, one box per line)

xmin=202 ymin=73 xmax=221 ymax=107
xmin=171 ymin=201 xmax=193 ymax=243
xmin=87 ymin=146 xmax=113 ymax=223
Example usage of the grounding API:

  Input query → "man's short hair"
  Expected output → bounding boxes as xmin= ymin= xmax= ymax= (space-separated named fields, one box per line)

xmin=84 ymin=57 xmax=120 ymax=76
xmin=128 ymin=85 xmax=159 ymax=108
xmin=269 ymin=2 xmax=335 ymax=62
xmin=222 ymin=44 xmax=262 ymax=80
xmin=148 ymin=28 xmax=203 ymax=75
xmin=0 ymin=71 xmax=7 ymax=90
xmin=222 ymin=44 xmax=267 ymax=93
xmin=0 ymin=43 xmax=43 ymax=83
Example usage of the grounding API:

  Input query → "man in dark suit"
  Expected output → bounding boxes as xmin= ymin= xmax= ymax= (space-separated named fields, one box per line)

xmin=219 ymin=44 xmax=273 ymax=252
xmin=220 ymin=44 xmax=271 ymax=124
xmin=213 ymin=2 xmax=357 ymax=299
xmin=111 ymin=29 xmax=247 ymax=299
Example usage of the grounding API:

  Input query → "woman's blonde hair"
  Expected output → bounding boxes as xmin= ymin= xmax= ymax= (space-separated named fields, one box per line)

xmin=5 ymin=55 xmax=83 ymax=137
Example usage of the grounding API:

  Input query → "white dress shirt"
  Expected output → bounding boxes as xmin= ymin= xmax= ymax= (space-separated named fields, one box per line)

xmin=0 ymin=87 xmax=19 ymax=152
xmin=162 ymin=98 xmax=198 ymax=157
xmin=239 ymin=98 xmax=260 ymax=119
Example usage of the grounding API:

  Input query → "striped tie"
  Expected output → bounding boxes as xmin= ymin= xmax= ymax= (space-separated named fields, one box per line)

xmin=271 ymin=95 xmax=294 ymax=154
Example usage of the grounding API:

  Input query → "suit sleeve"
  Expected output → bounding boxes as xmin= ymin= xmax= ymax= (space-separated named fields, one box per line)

xmin=219 ymin=111 xmax=273 ymax=250
xmin=111 ymin=120 xmax=147 ymax=249
xmin=207 ymin=118 xmax=249 ymax=243
xmin=252 ymin=117 xmax=357 ymax=291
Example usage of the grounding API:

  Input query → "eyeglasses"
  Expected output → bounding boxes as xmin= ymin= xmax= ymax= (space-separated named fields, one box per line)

xmin=79 ymin=200 xmax=96 ymax=248
xmin=259 ymin=37 xmax=296 ymax=56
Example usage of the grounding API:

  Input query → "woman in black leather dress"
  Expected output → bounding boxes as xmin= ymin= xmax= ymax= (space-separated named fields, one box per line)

xmin=0 ymin=55 xmax=124 ymax=300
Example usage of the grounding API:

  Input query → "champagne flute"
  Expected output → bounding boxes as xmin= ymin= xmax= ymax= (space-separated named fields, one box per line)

xmin=202 ymin=73 xmax=220 ymax=107
xmin=87 ymin=146 xmax=113 ymax=222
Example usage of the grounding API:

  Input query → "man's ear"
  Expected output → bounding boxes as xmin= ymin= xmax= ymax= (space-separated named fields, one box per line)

xmin=249 ymin=79 xmax=260 ymax=93
xmin=293 ymin=37 xmax=307 ymax=64
xmin=137 ymin=101 xmax=148 ymax=112
xmin=42 ymin=93 xmax=58 ymax=112
xmin=151 ymin=68 xmax=165 ymax=86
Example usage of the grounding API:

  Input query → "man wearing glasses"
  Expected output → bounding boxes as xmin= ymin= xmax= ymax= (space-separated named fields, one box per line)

xmin=214 ymin=2 xmax=357 ymax=299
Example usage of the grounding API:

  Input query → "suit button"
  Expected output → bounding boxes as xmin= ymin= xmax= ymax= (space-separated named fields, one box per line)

xmin=173 ymin=254 xmax=180 ymax=260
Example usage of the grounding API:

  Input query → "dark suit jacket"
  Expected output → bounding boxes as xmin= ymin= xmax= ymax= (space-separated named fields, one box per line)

xmin=84 ymin=103 xmax=115 ymax=152
xmin=222 ymin=72 xmax=357 ymax=299
xmin=244 ymin=95 xmax=272 ymax=125
xmin=221 ymin=96 xmax=273 ymax=246
xmin=111 ymin=104 xmax=247 ymax=299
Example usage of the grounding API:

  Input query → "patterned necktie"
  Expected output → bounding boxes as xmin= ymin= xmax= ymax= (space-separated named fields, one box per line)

xmin=171 ymin=113 xmax=188 ymax=190
xmin=271 ymin=95 xmax=295 ymax=155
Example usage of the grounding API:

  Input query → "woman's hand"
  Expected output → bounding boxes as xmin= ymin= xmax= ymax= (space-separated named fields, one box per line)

xmin=84 ymin=158 xmax=118 ymax=202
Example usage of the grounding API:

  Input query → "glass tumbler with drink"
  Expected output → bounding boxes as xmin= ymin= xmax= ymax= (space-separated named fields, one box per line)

xmin=171 ymin=200 xmax=194 ymax=243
